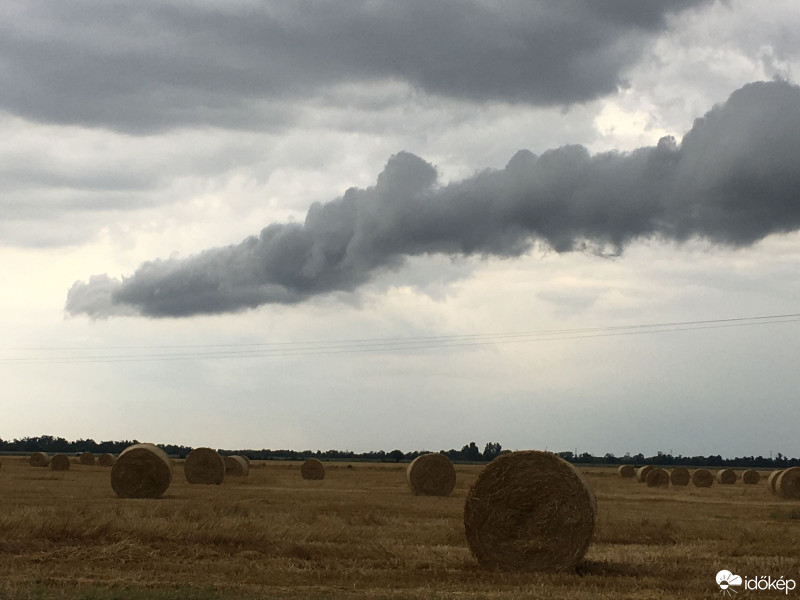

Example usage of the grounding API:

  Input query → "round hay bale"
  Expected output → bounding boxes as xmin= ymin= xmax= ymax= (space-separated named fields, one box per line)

xmin=29 ymin=452 xmax=51 ymax=467
xmin=224 ymin=455 xmax=249 ymax=477
xmin=301 ymin=458 xmax=326 ymax=481
xmin=617 ymin=465 xmax=635 ymax=478
xmin=742 ymin=469 xmax=760 ymax=485
xmin=97 ymin=453 xmax=116 ymax=467
xmin=110 ymin=443 xmax=173 ymax=499
xmin=50 ymin=453 xmax=70 ymax=471
xmin=775 ymin=467 xmax=800 ymax=500
xmin=79 ymin=451 xmax=95 ymax=466
xmin=716 ymin=469 xmax=737 ymax=485
xmin=463 ymin=450 xmax=596 ymax=572
xmin=407 ymin=453 xmax=456 ymax=496
xmin=692 ymin=468 xmax=714 ymax=488
xmin=635 ymin=465 xmax=655 ymax=482
xmin=184 ymin=447 xmax=225 ymax=485
xmin=645 ymin=467 xmax=670 ymax=488
xmin=768 ymin=469 xmax=784 ymax=494
xmin=669 ymin=467 xmax=691 ymax=486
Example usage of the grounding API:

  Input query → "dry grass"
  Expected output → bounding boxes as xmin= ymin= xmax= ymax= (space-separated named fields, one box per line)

xmin=0 ymin=457 xmax=797 ymax=599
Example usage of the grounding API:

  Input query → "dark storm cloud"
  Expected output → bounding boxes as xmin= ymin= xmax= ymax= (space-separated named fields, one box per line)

xmin=1 ymin=0 xmax=707 ymax=133
xmin=65 ymin=80 xmax=800 ymax=318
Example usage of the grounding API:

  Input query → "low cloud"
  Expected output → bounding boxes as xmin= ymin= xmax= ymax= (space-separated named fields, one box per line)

xmin=66 ymin=80 xmax=800 ymax=318
xmin=2 ymin=0 xmax=708 ymax=133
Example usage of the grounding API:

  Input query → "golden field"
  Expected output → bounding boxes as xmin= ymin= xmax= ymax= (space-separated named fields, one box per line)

xmin=0 ymin=456 xmax=798 ymax=599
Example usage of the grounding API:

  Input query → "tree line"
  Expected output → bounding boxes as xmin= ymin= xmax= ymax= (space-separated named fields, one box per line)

xmin=1 ymin=436 xmax=797 ymax=468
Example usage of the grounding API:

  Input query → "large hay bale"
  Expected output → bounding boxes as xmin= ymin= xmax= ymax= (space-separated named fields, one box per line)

xmin=617 ymin=465 xmax=635 ymax=478
xmin=407 ymin=453 xmax=456 ymax=496
xmin=224 ymin=455 xmax=249 ymax=477
xmin=110 ymin=443 xmax=173 ymax=499
xmin=768 ymin=470 xmax=784 ymax=494
xmin=98 ymin=453 xmax=116 ymax=467
xmin=716 ymin=469 xmax=737 ymax=485
xmin=692 ymin=468 xmax=714 ymax=487
xmin=742 ymin=469 xmax=760 ymax=485
xmin=635 ymin=465 xmax=655 ymax=482
xmin=301 ymin=458 xmax=326 ymax=481
xmin=463 ymin=450 xmax=596 ymax=572
xmin=645 ymin=467 xmax=670 ymax=488
xmin=50 ymin=453 xmax=70 ymax=471
xmin=669 ymin=467 xmax=691 ymax=486
xmin=775 ymin=467 xmax=800 ymax=500
xmin=29 ymin=452 xmax=50 ymax=467
xmin=79 ymin=451 xmax=95 ymax=466
xmin=184 ymin=447 xmax=225 ymax=485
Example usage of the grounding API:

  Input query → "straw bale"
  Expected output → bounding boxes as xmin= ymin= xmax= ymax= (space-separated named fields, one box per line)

xmin=646 ymin=467 xmax=670 ymax=487
xmin=617 ymin=465 xmax=635 ymax=478
xmin=407 ymin=453 xmax=456 ymax=496
xmin=636 ymin=465 xmax=655 ymax=482
xmin=775 ymin=467 xmax=800 ymax=500
xmin=463 ymin=450 xmax=596 ymax=572
xmin=691 ymin=468 xmax=714 ymax=487
xmin=184 ymin=447 xmax=225 ymax=485
xmin=29 ymin=452 xmax=50 ymax=467
xmin=98 ymin=453 xmax=116 ymax=467
xmin=716 ymin=469 xmax=737 ymax=485
xmin=79 ymin=451 xmax=95 ymax=466
xmin=742 ymin=469 xmax=760 ymax=485
xmin=301 ymin=458 xmax=326 ymax=481
xmin=669 ymin=467 xmax=690 ymax=486
xmin=50 ymin=453 xmax=71 ymax=471
xmin=768 ymin=469 xmax=784 ymax=494
xmin=224 ymin=455 xmax=249 ymax=477
xmin=110 ymin=443 xmax=173 ymax=499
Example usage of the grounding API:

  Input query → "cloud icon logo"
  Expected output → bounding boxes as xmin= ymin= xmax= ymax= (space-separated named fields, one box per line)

xmin=716 ymin=570 xmax=743 ymax=594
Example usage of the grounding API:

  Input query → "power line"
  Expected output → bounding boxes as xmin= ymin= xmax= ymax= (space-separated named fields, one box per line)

xmin=2 ymin=313 xmax=798 ymax=365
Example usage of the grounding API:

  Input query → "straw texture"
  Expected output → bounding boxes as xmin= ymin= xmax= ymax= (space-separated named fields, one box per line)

xmin=463 ymin=450 xmax=596 ymax=572
xmin=184 ymin=447 xmax=225 ymax=485
xmin=110 ymin=443 xmax=173 ymax=499
xmin=301 ymin=458 xmax=326 ymax=480
xmin=407 ymin=453 xmax=456 ymax=496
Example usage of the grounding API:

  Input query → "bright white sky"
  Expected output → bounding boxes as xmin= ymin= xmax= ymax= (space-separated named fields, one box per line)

xmin=2 ymin=0 xmax=799 ymax=458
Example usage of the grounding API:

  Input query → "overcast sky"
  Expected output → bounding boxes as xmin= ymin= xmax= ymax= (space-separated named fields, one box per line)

xmin=2 ymin=0 xmax=800 ymax=458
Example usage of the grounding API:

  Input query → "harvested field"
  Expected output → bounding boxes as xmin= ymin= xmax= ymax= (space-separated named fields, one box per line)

xmin=0 ymin=458 xmax=794 ymax=600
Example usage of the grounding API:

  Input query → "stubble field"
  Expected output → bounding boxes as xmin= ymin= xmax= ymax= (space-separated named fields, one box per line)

xmin=0 ymin=456 xmax=798 ymax=599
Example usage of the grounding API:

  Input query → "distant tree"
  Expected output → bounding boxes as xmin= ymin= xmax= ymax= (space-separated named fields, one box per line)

xmin=388 ymin=449 xmax=405 ymax=463
xmin=482 ymin=442 xmax=502 ymax=461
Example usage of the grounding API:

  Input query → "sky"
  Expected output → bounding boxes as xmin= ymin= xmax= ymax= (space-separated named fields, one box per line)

xmin=2 ymin=0 xmax=800 ymax=458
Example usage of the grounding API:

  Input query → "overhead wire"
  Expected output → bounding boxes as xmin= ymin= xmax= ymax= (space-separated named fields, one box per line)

xmin=1 ymin=313 xmax=798 ymax=365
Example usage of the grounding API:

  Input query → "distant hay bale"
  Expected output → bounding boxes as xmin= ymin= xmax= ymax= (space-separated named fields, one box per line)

xmin=50 ymin=453 xmax=70 ymax=471
xmin=775 ymin=467 xmax=800 ymax=500
xmin=110 ymin=443 xmax=173 ymax=499
xmin=406 ymin=453 xmax=456 ymax=496
xmin=224 ymin=455 xmax=249 ymax=477
xmin=692 ymin=468 xmax=714 ymax=488
xmin=635 ymin=465 xmax=655 ymax=482
xmin=29 ymin=452 xmax=50 ymax=467
xmin=645 ymin=468 xmax=670 ymax=488
xmin=742 ymin=469 xmax=760 ymax=485
xmin=463 ymin=450 xmax=596 ymax=572
xmin=301 ymin=458 xmax=326 ymax=481
xmin=184 ymin=447 xmax=225 ymax=485
xmin=98 ymin=453 xmax=116 ymax=467
xmin=669 ymin=467 xmax=691 ymax=486
xmin=768 ymin=470 xmax=784 ymax=494
xmin=716 ymin=469 xmax=737 ymax=485
xmin=79 ymin=451 xmax=95 ymax=466
xmin=617 ymin=465 xmax=635 ymax=478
